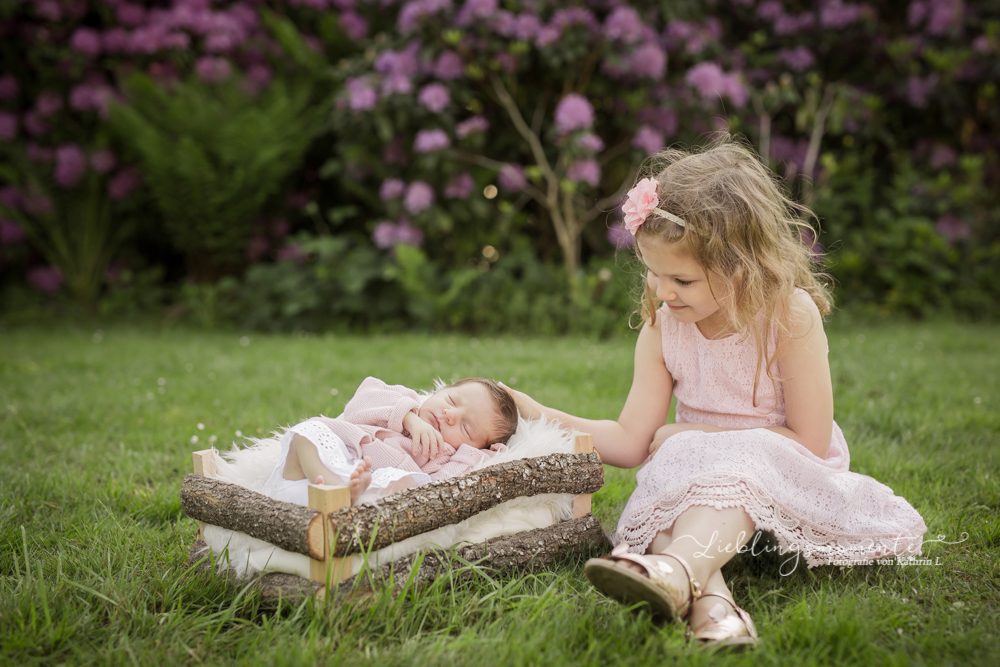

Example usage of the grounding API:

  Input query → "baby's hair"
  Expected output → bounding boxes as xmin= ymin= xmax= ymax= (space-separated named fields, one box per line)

xmin=631 ymin=133 xmax=832 ymax=407
xmin=443 ymin=377 xmax=519 ymax=445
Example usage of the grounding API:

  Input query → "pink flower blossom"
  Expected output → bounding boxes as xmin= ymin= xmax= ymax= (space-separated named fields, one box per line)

xmin=382 ymin=74 xmax=413 ymax=96
xmin=513 ymin=14 xmax=542 ymax=41
xmin=566 ymin=158 xmax=601 ymax=187
xmin=535 ymin=26 xmax=561 ymax=48
xmin=444 ymin=172 xmax=475 ymax=199
xmin=777 ymin=46 xmax=816 ymax=72
xmin=0 ymin=75 xmax=19 ymax=100
xmin=434 ymin=51 xmax=464 ymax=79
xmin=404 ymin=181 xmax=435 ymax=213
xmin=820 ymin=1 xmax=866 ymax=29
xmin=22 ymin=191 xmax=53 ymax=216
xmin=375 ymin=45 xmax=420 ymax=78
xmin=69 ymin=83 xmax=116 ymax=117
xmin=605 ymin=6 xmax=644 ymax=43
xmin=380 ymin=178 xmax=406 ymax=201
xmin=196 ymin=57 xmax=233 ymax=84
xmin=0 ymin=186 xmax=21 ymax=209
xmin=456 ymin=115 xmax=488 ymax=138
xmin=340 ymin=12 xmax=368 ymax=41
xmin=929 ymin=144 xmax=957 ymax=169
xmin=622 ymin=178 xmax=659 ymax=234
xmin=35 ymin=92 xmax=63 ymax=117
xmin=418 ymin=83 xmax=450 ymax=113
xmin=632 ymin=126 xmax=664 ymax=154
xmin=102 ymin=28 xmax=130 ymax=53
xmin=55 ymin=144 xmax=87 ymax=188
xmin=456 ymin=0 xmax=497 ymax=26
xmin=0 ymin=219 xmax=25 ymax=245
xmin=638 ymin=107 xmax=679 ymax=137
xmin=626 ymin=43 xmax=667 ymax=80
xmin=23 ymin=111 xmax=48 ymax=138
xmin=607 ymin=221 xmax=635 ymax=249
xmin=346 ymin=78 xmax=377 ymax=111
xmin=398 ymin=0 xmax=452 ymax=34
xmin=244 ymin=235 xmax=270 ymax=261
xmin=28 ymin=266 xmax=63 ymax=294
xmin=26 ymin=143 xmax=54 ymax=162
xmin=774 ymin=13 xmax=815 ymax=35
xmin=277 ymin=243 xmax=306 ymax=264
xmin=554 ymin=94 xmax=594 ymax=134
xmin=90 ymin=149 xmax=117 ymax=174
xmin=935 ymin=213 xmax=969 ymax=242
xmin=70 ymin=28 xmax=102 ymax=57
xmin=383 ymin=139 xmax=408 ymax=166
xmin=117 ymin=3 xmax=147 ymax=27
xmin=577 ymin=133 xmax=604 ymax=153
xmin=245 ymin=64 xmax=272 ymax=93
xmin=907 ymin=74 xmax=938 ymax=108
xmin=413 ymin=129 xmax=450 ymax=153
xmin=372 ymin=219 xmax=424 ymax=249
xmin=108 ymin=166 xmax=143 ymax=201
xmin=685 ymin=62 xmax=748 ymax=107
xmin=0 ymin=113 xmax=17 ymax=141
xmin=498 ymin=164 xmax=526 ymax=192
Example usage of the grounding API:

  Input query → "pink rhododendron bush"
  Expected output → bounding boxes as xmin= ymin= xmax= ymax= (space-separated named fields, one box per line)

xmin=0 ymin=0 xmax=998 ymax=324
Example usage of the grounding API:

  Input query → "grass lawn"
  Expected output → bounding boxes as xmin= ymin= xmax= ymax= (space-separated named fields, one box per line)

xmin=1 ymin=321 xmax=998 ymax=666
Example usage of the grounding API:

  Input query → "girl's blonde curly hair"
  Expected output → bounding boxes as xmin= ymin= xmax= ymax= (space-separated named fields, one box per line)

xmin=631 ymin=133 xmax=832 ymax=408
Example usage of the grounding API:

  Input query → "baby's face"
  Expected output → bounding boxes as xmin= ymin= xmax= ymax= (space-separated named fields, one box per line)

xmin=417 ymin=382 xmax=497 ymax=450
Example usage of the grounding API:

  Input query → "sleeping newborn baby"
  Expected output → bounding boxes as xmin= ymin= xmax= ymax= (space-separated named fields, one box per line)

xmin=261 ymin=376 xmax=519 ymax=506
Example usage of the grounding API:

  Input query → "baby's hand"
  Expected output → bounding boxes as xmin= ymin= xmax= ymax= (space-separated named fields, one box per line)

xmin=498 ymin=383 xmax=544 ymax=420
xmin=489 ymin=443 xmax=507 ymax=453
xmin=405 ymin=412 xmax=445 ymax=460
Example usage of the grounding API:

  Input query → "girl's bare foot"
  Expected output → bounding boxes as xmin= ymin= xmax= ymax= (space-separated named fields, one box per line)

xmin=348 ymin=457 xmax=373 ymax=504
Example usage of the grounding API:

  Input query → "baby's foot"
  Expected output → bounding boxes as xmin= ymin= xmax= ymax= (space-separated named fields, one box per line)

xmin=349 ymin=457 xmax=373 ymax=505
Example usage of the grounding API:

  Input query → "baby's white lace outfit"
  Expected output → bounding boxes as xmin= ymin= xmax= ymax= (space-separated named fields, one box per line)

xmin=616 ymin=294 xmax=927 ymax=567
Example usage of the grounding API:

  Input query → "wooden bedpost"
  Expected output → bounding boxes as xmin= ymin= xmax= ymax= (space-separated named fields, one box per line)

xmin=573 ymin=433 xmax=595 ymax=518
xmin=308 ymin=484 xmax=352 ymax=591
xmin=191 ymin=449 xmax=218 ymax=541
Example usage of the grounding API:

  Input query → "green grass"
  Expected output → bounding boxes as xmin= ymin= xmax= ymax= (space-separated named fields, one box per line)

xmin=1 ymin=321 xmax=997 ymax=666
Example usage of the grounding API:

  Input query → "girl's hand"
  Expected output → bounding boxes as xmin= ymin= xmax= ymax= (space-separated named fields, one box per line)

xmin=404 ymin=412 xmax=445 ymax=459
xmin=498 ymin=383 xmax=544 ymax=420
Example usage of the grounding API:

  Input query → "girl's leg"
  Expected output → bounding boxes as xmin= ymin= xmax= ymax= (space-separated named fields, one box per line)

xmin=284 ymin=433 xmax=372 ymax=503
xmin=620 ymin=505 xmax=755 ymax=630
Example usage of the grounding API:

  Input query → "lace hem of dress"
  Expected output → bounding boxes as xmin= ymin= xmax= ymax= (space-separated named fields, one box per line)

xmin=615 ymin=473 xmax=925 ymax=568
xmin=289 ymin=420 xmax=350 ymax=471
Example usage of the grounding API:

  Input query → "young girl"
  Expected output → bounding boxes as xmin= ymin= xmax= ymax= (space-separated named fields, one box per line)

xmin=262 ymin=376 xmax=519 ymax=507
xmin=503 ymin=136 xmax=926 ymax=648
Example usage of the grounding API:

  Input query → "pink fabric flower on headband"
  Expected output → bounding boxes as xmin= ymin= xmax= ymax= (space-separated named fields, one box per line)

xmin=622 ymin=178 xmax=659 ymax=234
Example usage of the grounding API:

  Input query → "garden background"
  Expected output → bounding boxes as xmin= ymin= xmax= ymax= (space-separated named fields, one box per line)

xmin=1 ymin=1 xmax=998 ymax=665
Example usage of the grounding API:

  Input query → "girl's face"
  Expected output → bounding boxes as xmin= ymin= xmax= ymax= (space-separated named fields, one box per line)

xmin=417 ymin=382 xmax=497 ymax=450
xmin=637 ymin=237 xmax=728 ymax=335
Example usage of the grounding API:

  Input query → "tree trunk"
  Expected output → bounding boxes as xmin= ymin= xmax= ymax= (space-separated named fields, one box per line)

xmin=180 ymin=473 xmax=321 ymax=557
xmin=187 ymin=513 xmax=610 ymax=602
xmin=323 ymin=452 xmax=604 ymax=557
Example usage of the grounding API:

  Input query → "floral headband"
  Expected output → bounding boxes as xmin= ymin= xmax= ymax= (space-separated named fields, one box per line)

xmin=622 ymin=178 xmax=687 ymax=235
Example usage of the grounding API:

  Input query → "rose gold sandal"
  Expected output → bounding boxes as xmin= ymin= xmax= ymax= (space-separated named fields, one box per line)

xmin=686 ymin=591 xmax=758 ymax=650
xmin=584 ymin=544 xmax=702 ymax=622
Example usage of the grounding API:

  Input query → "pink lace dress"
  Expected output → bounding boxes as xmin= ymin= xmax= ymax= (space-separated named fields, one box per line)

xmin=615 ymin=301 xmax=927 ymax=567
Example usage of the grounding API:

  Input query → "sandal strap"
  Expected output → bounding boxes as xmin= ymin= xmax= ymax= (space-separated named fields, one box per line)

xmin=604 ymin=545 xmax=701 ymax=617
xmin=659 ymin=553 xmax=702 ymax=616
xmin=687 ymin=591 xmax=759 ymax=643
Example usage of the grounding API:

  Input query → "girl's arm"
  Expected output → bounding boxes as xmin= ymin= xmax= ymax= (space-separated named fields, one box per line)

xmin=648 ymin=296 xmax=834 ymax=459
xmin=769 ymin=293 xmax=834 ymax=458
xmin=504 ymin=318 xmax=674 ymax=468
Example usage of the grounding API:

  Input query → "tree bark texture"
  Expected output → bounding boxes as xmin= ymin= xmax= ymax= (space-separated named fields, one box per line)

xmin=180 ymin=473 xmax=319 ymax=557
xmin=325 ymin=452 xmax=604 ymax=556
xmin=187 ymin=513 xmax=610 ymax=602
xmin=334 ymin=512 xmax=610 ymax=596
xmin=180 ymin=453 xmax=604 ymax=559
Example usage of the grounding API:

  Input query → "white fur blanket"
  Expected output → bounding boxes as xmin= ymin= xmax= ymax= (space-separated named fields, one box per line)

xmin=197 ymin=416 xmax=578 ymax=580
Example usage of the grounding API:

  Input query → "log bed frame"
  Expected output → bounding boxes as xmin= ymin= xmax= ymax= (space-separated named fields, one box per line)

xmin=180 ymin=433 xmax=609 ymax=600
